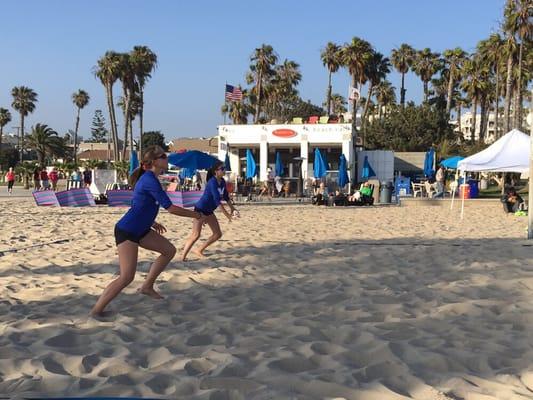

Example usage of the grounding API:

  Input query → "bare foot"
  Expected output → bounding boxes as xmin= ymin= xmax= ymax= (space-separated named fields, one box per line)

xmin=193 ymin=250 xmax=207 ymax=259
xmin=89 ymin=310 xmax=115 ymax=321
xmin=138 ymin=287 xmax=164 ymax=299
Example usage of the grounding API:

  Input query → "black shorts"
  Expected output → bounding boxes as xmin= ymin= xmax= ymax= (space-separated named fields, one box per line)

xmin=114 ymin=225 xmax=151 ymax=246
xmin=7 ymin=181 xmax=14 ymax=189
xmin=194 ymin=207 xmax=213 ymax=216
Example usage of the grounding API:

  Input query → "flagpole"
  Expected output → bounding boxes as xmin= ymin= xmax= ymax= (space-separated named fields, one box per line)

xmin=223 ymin=82 xmax=227 ymax=125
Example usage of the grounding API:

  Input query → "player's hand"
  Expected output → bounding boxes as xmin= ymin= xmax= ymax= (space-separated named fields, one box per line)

xmin=152 ymin=222 xmax=167 ymax=234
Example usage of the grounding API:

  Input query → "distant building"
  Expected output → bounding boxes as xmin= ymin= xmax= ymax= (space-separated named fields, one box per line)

xmin=168 ymin=137 xmax=218 ymax=155
xmin=453 ymin=111 xmax=532 ymax=143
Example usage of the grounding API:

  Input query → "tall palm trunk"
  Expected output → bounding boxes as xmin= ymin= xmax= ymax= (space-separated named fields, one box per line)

xmin=515 ymin=42 xmax=524 ymax=130
xmin=350 ymin=76 xmax=359 ymax=134
xmin=446 ymin=69 xmax=454 ymax=114
xmin=74 ymin=107 xmax=81 ymax=163
xmin=138 ymin=89 xmax=144 ymax=156
xmin=479 ymin=97 xmax=487 ymax=143
xmin=361 ymin=84 xmax=374 ymax=131
xmin=400 ymin=72 xmax=406 ymax=107
xmin=471 ymin=99 xmax=477 ymax=144
xmin=326 ymin=71 xmax=332 ymax=115
xmin=121 ymin=86 xmax=131 ymax=161
xmin=457 ymin=106 xmax=462 ymax=134
xmin=254 ymin=72 xmax=262 ymax=123
xmin=423 ymin=81 xmax=429 ymax=102
xmin=504 ymin=53 xmax=513 ymax=132
xmin=20 ymin=114 xmax=25 ymax=163
xmin=105 ymin=84 xmax=119 ymax=161
xmin=495 ymin=64 xmax=500 ymax=138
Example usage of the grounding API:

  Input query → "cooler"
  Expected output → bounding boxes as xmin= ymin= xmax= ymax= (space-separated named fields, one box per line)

xmin=459 ymin=184 xmax=470 ymax=199
xmin=394 ymin=176 xmax=411 ymax=196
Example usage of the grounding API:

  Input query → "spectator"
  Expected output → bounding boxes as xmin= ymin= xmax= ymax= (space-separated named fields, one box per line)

xmin=501 ymin=187 xmax=524 ymax=214
xmin=33 ymin=167 xmax=41 ymax=189
xmin=40 ymin=168 xmax=50 ymax=190
xmin=48 ymin=167 xmax=59 ymax=191
xmin=83 ymin=168 xmax=92 ymax=188
xmin=5 ymin=167 xmax=15 ymax=194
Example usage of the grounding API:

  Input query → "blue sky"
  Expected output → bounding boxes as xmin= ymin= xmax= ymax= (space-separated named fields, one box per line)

xmin=0 ymin=0 xmax=505 ymax=141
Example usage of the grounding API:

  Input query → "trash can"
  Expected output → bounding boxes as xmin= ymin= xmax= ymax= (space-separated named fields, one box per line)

xmin=467 ymin=179 xmax=479 ymax=198
xmin=459 ymin=184 xmax=470 ymax=199
xmin=379 ymin=181 xmax=393 ymax=203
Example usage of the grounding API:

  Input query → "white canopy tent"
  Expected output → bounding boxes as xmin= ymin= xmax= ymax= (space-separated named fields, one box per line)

xmin=454 ymin=129 xmax=530 ymax=219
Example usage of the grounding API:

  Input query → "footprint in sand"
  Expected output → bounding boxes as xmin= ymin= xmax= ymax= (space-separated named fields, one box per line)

xmin=186 ymin=334 xmax=213 ymax=346
xmin=184 ymin=358 xmax=216 ymax=376
xmin=81 ymin=354 xmax=101 ymax=373
xmin=268 ymin=356 xmax=317 ymax=373
xmin=42 ymin=357 xmax=69 ymax=375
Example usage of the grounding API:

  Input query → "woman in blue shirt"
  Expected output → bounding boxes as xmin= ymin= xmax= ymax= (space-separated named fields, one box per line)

xmin=91 ymin=146 xmax=203 ymax=316
xmin=181 ymin=161 xmax=238 ymax=261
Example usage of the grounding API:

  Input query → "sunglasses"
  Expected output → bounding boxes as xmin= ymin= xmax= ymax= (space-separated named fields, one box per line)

xmin=155 ymin=153 xmax=168 ymax=160
xmin=216 ymin=166 xmax=225 ymax=171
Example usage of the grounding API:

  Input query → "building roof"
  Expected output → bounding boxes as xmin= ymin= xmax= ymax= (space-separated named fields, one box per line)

xmin=78 ymin=149 xmax=130 ymax=161
xmin=168 ymin=137 xmax=218 ymax=154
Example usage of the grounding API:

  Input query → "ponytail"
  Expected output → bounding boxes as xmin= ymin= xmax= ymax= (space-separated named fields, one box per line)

xmin=129 ymin=167 xmax=145 ymax=188
xmin=129 ymin=145 xmax=166 ymax=188
xmin=206 ymin=161 xmax=224 ymax=182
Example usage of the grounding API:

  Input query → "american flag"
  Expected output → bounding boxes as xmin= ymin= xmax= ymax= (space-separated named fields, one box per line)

xmin=225 ymin=84 xmax=243 ymax=102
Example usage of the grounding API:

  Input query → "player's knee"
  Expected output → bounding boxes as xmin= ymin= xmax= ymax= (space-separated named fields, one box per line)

xmin=165 ymin=244 xmax=177 ymax=259
xmin=213 ymin=231 xmax=222 ymax=241
xmin=119 ymin=273 xmax=135 ymax=286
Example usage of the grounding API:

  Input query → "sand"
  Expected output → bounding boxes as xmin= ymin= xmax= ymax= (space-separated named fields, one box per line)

xmin=1 ymin=198 xmax=533 ymax=399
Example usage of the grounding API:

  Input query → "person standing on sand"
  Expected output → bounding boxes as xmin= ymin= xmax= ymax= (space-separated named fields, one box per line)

xmin=181 ymin=160 xmax=238 ymax=261
xmin=5 ymin=167 xmax=15 ymax=194
xmin=91 ymin=146 xmax=204 ymax=316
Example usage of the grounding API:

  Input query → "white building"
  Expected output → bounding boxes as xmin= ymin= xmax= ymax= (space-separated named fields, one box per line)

xmin=218 ymin=123 xmax=356 ymax=184
xmin=454 ymin=111 xmax=532 ymax=143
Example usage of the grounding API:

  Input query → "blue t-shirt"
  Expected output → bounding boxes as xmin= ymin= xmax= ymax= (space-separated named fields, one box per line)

xmin=116 ymin=171 xmax=173 ymax=235
xmin=195 ymin=177 xmax=229 ymax=214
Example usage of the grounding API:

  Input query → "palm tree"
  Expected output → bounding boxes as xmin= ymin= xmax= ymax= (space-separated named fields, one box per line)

xmin=268 ymin=59 xmax=302 ymax=120
xmin=504 ymin=0 xmax=532 ymax=130
xmin=443 ymin=47 xmax=467 ymax=114
xmin=11 ymin=86 xmax=38 ymax=161
xmin=130 ymin=46 xmax=157 ymax=156
xmin=94 ymin=51 xmax=122 ymax=161
xmin=26 ymin=124 xmax=66 ymax=165
xmin=320 ymin=42 xmax=341 ymax=115
xmin=502 ymin=34 xmax=518 ymax=132
xmin=117 ymin=52 xmax=137 ymax=160
xmin=71 ymin=89 xmax=90 ymax=163
xmin=340 ymin=37 xmax=373 ymax=132
xmin=461 ymin=57 xmax=489 ymax=143
xmin=247 ymin=44 xmax=278 ymax=123
xmin=362 ymin=51 xmax=391 ymax=128
xmin=412 ymin=48 xmax=442 ymax=102
xmin=375 ymin=80 xmax=396 ymax=118
xmin=478 ymin=33 xmax=505 ymax=137
xmin=228 ymin=89 xmax=251 ymax=124
xmin=0 ymin=108 xmax=12 ymax=151
xmin=328 ymin=93 xmax=347 ymax=115
xmin=390 ymin=44 xmax=415 ymax=107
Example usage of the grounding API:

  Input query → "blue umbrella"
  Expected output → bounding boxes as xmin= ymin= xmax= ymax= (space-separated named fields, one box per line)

xmin=224 ymin=151 xmax=232 ymax=171
xmin=338 ymin=154 xmax=349 ymax=187
xmin=440 ymin=156 xmax=464 ymax=169
xmin=179 ymin=167 xmax=195 ymax=179
xmin=424 ymin=148 xmax=435 ymax=178
xmin=361 ymin=155 xmax=376 ymax=180
xmin=168 ymin=150 xmax=219 ymax=170
xmin=129 ymin=150 xmax=139 ymax=175
xmin=275 ymin=151 xmax=284 ymax=176
xmin=313 ymin=148 xmax=327 ymax=178
xmin=246 ymin=149 xmax=257 ymax=179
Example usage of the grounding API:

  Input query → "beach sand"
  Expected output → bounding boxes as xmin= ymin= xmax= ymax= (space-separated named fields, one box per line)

xmin=1 ymin=199 xmax=533 ymax=399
